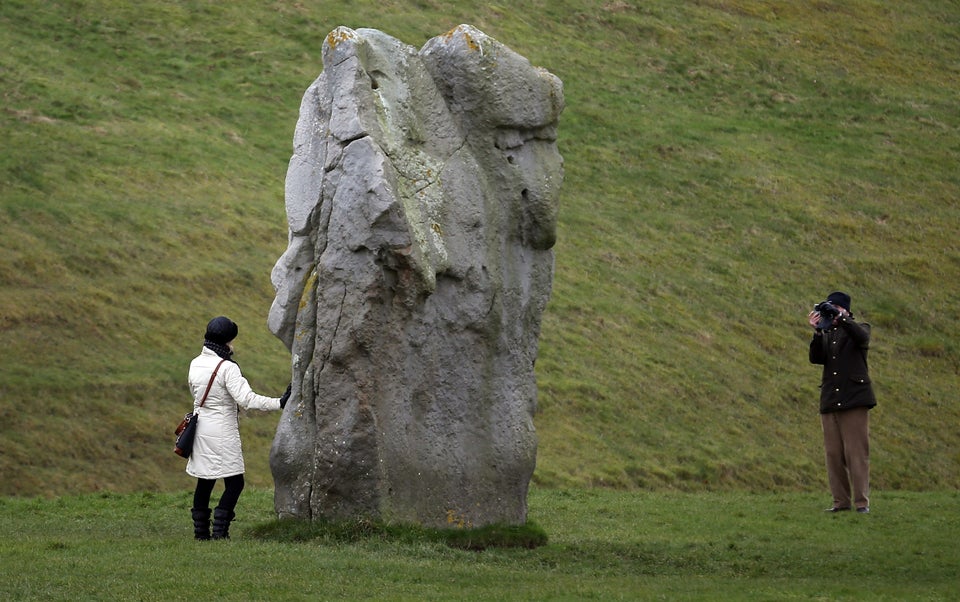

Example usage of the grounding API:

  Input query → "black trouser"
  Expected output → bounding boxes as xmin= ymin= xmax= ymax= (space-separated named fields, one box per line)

xmin=193 ymin=474 xmax=245 ymax=511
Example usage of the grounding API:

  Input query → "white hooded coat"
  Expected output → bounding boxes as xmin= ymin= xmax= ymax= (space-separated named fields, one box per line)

xmin=185 ymin=347 xmax=282 ymax=479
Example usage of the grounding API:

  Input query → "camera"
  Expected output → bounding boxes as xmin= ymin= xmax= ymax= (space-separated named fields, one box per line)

xmin=813 ymin=301 xmax=840 ymax=329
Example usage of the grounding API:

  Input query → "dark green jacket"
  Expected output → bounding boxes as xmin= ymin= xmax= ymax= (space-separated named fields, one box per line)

xmin=809 ymin=315 xmax=877 ymax=414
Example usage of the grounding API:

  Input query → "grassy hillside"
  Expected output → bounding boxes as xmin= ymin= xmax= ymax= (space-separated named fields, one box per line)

xmin=1 ymin=0 xmax=958 ymax=497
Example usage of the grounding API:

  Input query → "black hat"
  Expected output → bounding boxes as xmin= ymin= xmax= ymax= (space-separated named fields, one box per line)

xmin=205 ymin=316 xmax=238 ymax=344
xmin=826 ymin=291 xmax=851 ymax=311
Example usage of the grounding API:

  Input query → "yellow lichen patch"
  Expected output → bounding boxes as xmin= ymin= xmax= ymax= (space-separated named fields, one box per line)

xmin=439 ymin=25 xmax=481 ymax=52
xmin=445 ymin=508 xmax=472 ymax=529
xmin=439 ymin=26 xmax=459 ymax=42
xmin=463 ymin=31 xmax=480 ymax=53
xmin=326 ymin=28 xmax=354 ymax=50
xmin=298 ymin=270 xmax=318 ymax=311
xmin=430 ymin=222 xmax=443 ymax=236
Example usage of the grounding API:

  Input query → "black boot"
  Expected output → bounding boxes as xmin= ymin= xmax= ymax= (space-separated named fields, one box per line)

xmin=191 ymin=508 xmax=211 ymax=541
xmin=212 ymin=507 xmax=235 ymax=540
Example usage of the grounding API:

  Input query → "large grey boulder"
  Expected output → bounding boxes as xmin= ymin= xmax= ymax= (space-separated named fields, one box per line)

xmin=268 ymin=25 xmax=563 ymax=528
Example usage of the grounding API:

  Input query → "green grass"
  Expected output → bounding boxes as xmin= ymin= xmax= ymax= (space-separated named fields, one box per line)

xmin=248 ymin=514 xmax=549 ymax=551
xmin=2 ymin=488 xmax=958 ymax=600
xmin=1 ymin=0 xmax=960 ymax=497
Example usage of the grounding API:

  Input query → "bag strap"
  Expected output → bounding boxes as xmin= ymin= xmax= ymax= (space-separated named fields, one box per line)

xmin=197 ymin=359 xmax=228 ymax=409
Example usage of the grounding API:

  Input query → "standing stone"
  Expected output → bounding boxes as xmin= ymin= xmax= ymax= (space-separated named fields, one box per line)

xmin=268 ymin=25 xmax=563 ymax=528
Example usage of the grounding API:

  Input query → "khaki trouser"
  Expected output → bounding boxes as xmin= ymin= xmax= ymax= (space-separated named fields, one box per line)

xmin=821 ymin=407 xmax=870 ymax=510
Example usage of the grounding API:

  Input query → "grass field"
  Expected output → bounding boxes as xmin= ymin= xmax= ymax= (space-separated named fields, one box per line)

xmin=2 ymin=488 xmax=958 ymax=600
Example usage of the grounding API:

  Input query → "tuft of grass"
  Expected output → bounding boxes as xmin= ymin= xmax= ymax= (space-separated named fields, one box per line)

xmin=248 ymin=516 xmax=548 ymax=551
xmin=443 ymin=522 xmax=549 ymax=551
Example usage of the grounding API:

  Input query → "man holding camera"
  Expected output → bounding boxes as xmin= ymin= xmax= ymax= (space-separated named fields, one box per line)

xmin=807 ymin=291 xmax=877 ymax=514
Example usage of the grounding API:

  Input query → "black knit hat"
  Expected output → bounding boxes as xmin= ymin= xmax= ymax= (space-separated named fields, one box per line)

xmin=826 ymin=291 xmax=851 ymax=311
xmin=205 ymin=316 xmax=238 ymax=344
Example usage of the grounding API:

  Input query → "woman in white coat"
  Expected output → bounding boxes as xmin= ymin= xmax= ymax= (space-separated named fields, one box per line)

xmin=187 ymin=316 xmax=290 ymax=540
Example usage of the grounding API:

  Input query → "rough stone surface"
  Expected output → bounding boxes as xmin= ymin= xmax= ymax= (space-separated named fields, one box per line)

xmin=268 ymin=25 xmax=564 ymax=528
